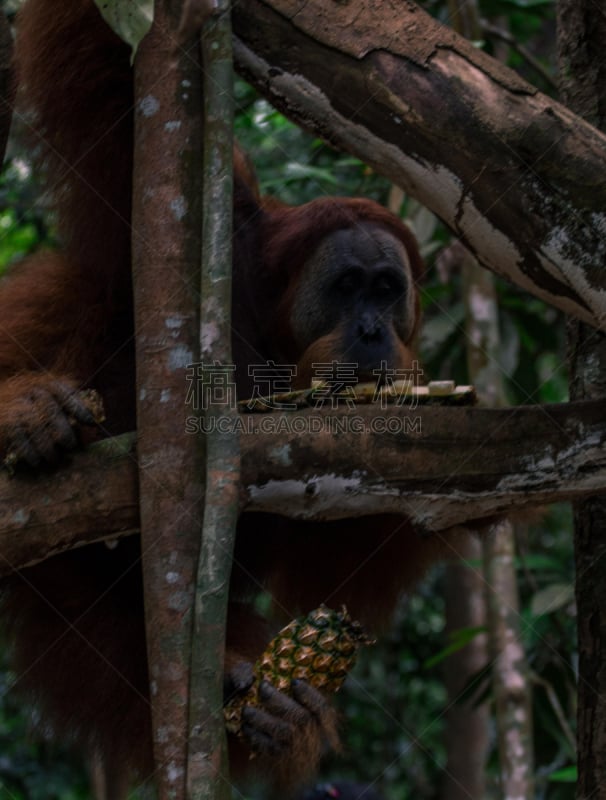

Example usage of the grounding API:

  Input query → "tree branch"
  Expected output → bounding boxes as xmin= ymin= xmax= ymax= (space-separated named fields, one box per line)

xmin=0 ymin=434 xmax=138 ymax=573
xmin=232 ymin=0 xmax=606 ymax=329
xmin=2 ymin=400 xmax=606 ymax=573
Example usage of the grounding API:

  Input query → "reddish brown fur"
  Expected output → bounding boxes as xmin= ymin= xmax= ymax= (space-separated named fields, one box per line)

xmin=15 ymin=0 xmax=134 ymax=280
xmin=0 ymin=0 xmax=435 ymax=794
xmin=294 ymin=325 xmax=417 ymax=388
xmin=263 ymin=197 xmax=424 ymax=287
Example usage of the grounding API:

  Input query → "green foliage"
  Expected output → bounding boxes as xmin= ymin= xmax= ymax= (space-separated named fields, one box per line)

xmin=328 ymin=582 xmax=448 ymax=800
xmin=0 ymin=208 xmax=38 ymax=271
xmin=423 ymin=626 xmax=487 ymax=669
xmin=420 ymin=269 xmax=568 ymax=404
xmin=516 ymin=507 xmax=577 ymax=798
xmin=548 ymin=766 xmax=577 ymax=783
xmin=235 ymin=81 xmax=394 ymax=207
xmin=0 ymin=158 xmax=50 ymax=275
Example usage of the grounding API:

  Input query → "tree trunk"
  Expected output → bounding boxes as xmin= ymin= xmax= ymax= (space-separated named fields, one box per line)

xmin=131 ymin=3 xmax=205 ymax=796
xmin=557 ymin=2 xmax=606 ymax=796
xmin=461 ymin=247 xmax=533 ymax=799
xmin=485 ymin=521 xmax=535 ymax=799
xmin=441 ymin=538 xmax=489 ymax=800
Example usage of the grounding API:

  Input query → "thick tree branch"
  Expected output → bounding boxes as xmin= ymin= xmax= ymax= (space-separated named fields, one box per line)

xmin=240 ymin=402 xmax=605 ymax=528
xmin=0 ymin=434 xmax=139 ymax=573
xmin=2 ymin=400 xmax=606 ymax=573
xmin=231 ymin=0 xmax=606 ymax=329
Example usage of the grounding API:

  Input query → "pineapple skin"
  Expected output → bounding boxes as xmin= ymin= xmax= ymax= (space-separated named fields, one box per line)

xmin=224 ymin=605 xmax=373 ymax=735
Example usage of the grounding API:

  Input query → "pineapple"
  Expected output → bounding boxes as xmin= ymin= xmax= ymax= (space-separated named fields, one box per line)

xmin=224 ymin=605 xmax=373 ymax=735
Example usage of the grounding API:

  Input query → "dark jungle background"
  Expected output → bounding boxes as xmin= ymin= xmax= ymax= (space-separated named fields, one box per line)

xmin=0 ymin=0 xmax=575 ymax=797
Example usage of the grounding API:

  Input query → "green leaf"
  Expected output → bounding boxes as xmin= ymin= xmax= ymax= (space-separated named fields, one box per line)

xmin=423 ymin=626 xmax=487 ymax=668
xmin=530 ymin=583 xmax=574 ymax=617
xmin=407 ymin=204 xmax=438 ymax=249
xmin=283 ymin=162 xmax=342 ymax=185
xmin=548 ymin=765 xmax=577 ymax=783
xmin=419 ymin=302 xmax=465 ymax=360
xmin=261 ymin=162 xmax=342 ymax=191
xmin=93 ymin=0 xmax=153 ymax=57
xmin=514 ymin=553 xmax=562 ymax=572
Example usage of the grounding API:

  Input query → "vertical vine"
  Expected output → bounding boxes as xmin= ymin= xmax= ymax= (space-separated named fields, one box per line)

xmin=187 ymin=3 xmax=238 ymax=799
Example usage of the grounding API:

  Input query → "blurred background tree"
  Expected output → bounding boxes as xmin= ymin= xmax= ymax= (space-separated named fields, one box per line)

xmin=0 ymin=0 xmax=577 ymax=797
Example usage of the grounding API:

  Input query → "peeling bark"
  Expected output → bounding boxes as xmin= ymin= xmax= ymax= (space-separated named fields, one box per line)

xmin=239 ymin=402 xmax=606 ymax=528
xmin=2 ymin=399 xmax=606 ymax=573
xmin=232 ymin=0 xmax=606 ymax=329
